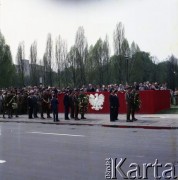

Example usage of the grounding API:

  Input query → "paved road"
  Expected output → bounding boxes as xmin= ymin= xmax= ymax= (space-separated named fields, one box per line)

xmin=0 ymin=123 xmax=178 ymax=180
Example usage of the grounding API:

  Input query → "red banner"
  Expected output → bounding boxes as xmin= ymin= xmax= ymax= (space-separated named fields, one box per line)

xmin=58 ymin=90 xmax=170 ymax=114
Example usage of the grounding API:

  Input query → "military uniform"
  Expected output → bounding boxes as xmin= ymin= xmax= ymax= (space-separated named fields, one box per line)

xmin=5 ymin=92 xmax=14 ymax=118
xmin=0 ymin=91 xmax=5 ymax=118
xmin=44 ymin=90 xmax=52 ymax=118
xmin=125 ymin=87 xmax=137 ymax=122
xmin=0 ymin=92 xmax=6 ymax=118
xmin=39 ymin=91 xmax=46 ymax=119
xmin=73 ymin=90 xmax=79 ymax=120
xmin=78 ymin=89 xmax=88 ymax=119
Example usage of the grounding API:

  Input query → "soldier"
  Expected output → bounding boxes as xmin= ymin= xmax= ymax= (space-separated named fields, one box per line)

xmin=73 ymin=89 xmax=80 ymax=120
xmin=0 ymin=91 xmax=6 ymax=118
xmin=47 ymin=90 xmax=52 ymax=118
xmin=21 ymin=90 xmax=28 ymax=114
xmin=125 ymin=86 xmax=136 ymax=122
xmin=39 ymin=90 xmax=46 ymax=119
xmin=51 ymin=94 xmax=59 ymax=122
xmin=44 ymin=90 xmax=52 ymax=118
xmin=5 ymin=91 xmax=14 ymax=118
xmin=32 ymin=91 xmax=39 ymax=118
xmin=11 ymin=91 xmax=19 ymax=118
xmin=27 ymin=91 xmax=34 ymax=119
xmin=132 ymin=89 xmax=141 ymax=120
xmin=63 ymin=90 xmax=70 ymax=120
xmin=0 ymin=91 xmax=4 ymax=118
xmin=78 ymin=88 xmax=88 ymax=119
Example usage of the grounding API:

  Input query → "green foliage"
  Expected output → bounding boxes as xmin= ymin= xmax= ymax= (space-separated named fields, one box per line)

xmin=0 ymin=32 xmax=16 ymax=88
xmin=129 ymin=52 xmax=154 ymax=83
xmin=1 ymin=23 xmax=178 ymax=89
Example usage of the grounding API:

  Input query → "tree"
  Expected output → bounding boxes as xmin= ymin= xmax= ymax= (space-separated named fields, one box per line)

xmin=130 ymin=41 xmax=140 ymax=56
xmin=121 ymin=38 xmax=130 ymax=83
xmin=92 ymin=39 xmax=104 ymax=84
xmin=113 ymin=22 xmax=125 ymax=56
xmin=68 ymin=46 xmax=78 ymax=87
xmin=44 ymin=33 xmax=53 ymax=86
xmin=113 ymin=22 xmax=125 ymax=83
xmin=55 ymin=35 xmax=68 ymax=87
xmin=130 ymin=51 xmax=154 ymax=83
xmin=30 ymin=41 xmax=38 ymax=85
xmin=74 ymin=26 xmax=88 ymax=86
xmin=0 ymin=32 xmax=16 ymax=87
xmin=167 ymin=55 xmax=178 ymax=90
xmin=85 ymin=45 xmax=94 ymax=84
xmin=16 ymin=42 xmax=25 ymax=86
xmin=102 ymin=35 xmax=110 ymax=84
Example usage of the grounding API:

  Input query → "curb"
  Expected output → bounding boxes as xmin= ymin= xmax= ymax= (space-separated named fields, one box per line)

xmin=101 ymin=124 xmax=178 ymax=130
xmin=1 ymin=120 xmax=178 ymax=130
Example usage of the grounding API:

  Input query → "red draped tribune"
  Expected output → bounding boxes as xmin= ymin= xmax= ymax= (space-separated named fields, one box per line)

xmin=58 ymin=90 xmax=170 ymax=114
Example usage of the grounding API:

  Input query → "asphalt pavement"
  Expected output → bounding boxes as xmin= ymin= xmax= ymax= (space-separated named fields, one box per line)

xmin=0 ymin=113 xmax=177 ymax=129
xmin=0 ymin=123 xmax=178 ymax=180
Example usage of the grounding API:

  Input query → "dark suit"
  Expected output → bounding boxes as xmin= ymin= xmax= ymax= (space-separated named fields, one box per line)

xmin=27 ymin=95 xmax=34 ymax=119
xmin=63 ymin=93 xmax=70 ymax=120
xmin=51 ymin=97 xmax=59 ymax=122
xmin=69 ymin=93 xmax=74 ymax=119
xmin=113 ymin=94 xmax=119 ymax=120
xmin=109 ymin=93 xmax=115 ymax=122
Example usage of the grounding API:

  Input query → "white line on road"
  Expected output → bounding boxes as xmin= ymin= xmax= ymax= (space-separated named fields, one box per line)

xmin=0 ymin=160 xmax=6 ymax=164
xmin=27 ymin=132 xmax=85 ymax=137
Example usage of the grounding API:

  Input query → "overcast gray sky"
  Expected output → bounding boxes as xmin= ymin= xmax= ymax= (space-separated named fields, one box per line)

xmin=1 ymin=0 xmax=178 ymax=63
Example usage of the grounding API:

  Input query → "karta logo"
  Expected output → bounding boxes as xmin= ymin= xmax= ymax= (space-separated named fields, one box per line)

xmin=105 ymin=158 xmax=177 ymax=179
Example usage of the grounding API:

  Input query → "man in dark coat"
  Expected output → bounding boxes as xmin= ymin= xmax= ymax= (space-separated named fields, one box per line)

xmin=63 ymin=90 xmax=70 ymax=120
xmin=51 ymin=94 xmax=59 ymax=122
xmin=113 ymin=89 xmax=120 ymax=121
xmin=27 ymin=91 xmax=34 ymax=119
xmin=32 ymin=92 xmax=39 ymax=118
xmin=69 ymin=90 xmax=74 ymax=119
xmin=109 ymin=89 xmax=115 ymax=122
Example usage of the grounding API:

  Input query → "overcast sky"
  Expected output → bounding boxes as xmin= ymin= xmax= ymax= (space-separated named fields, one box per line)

xmin=0 ymin=0 xmax=178 ymax=63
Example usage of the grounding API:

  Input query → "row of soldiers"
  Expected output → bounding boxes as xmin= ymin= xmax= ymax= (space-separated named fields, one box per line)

xmin=109 ymin=86 xmax=141 ymax=122
xmin=0 ymin=88 xmax=89 ymax=121
xmin=0 ymin=89 xmax=54 ymax=119
xmin=63 ymin=88 xmax=89 ymax=120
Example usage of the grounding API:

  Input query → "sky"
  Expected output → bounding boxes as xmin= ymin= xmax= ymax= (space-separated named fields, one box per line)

xmin=0 ymin=0 xmax=178 ymax=63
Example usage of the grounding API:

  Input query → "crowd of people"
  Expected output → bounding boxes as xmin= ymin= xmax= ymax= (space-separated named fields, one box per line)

xmin=0 ymin=81 xmax=175 ymax=122
xmin=0 ymin=85 xmax=89 ymax=122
